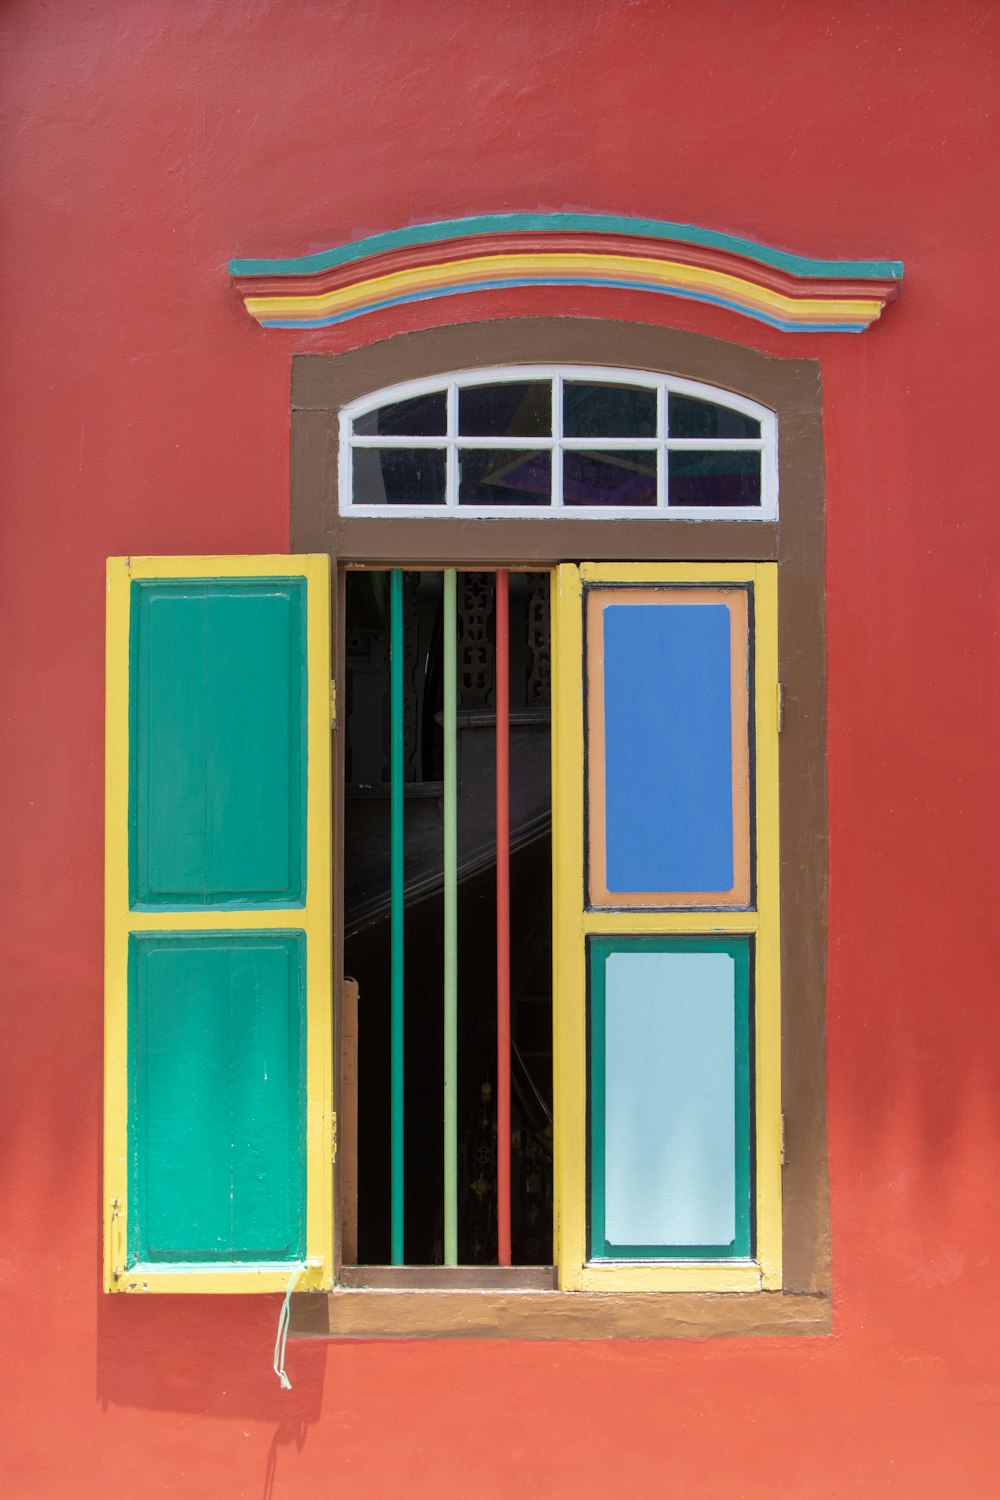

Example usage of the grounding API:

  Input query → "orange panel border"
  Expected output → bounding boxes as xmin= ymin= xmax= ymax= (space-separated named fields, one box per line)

xmin=585 ymin=585 xmax=751 ymax=909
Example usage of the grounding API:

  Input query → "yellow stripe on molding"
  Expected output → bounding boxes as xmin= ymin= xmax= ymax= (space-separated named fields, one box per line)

xmin=245 ymin=252 xmax=881 ymax=325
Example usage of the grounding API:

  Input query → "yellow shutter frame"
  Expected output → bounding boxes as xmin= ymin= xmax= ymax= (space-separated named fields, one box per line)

xmin=103 ymin=555 xmax=333 ymax=1293
xmin=552 ymin=561 xmax=781 ymax=1293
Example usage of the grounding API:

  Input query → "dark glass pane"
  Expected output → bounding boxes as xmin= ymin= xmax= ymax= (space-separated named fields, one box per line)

xmin=353 ymin=447 xmax=447 ymax=505
xmin=668 ymin=394 xmax=760 ymax=439
xmin=353 ymin=392 xmax=447 ymax=437
xmin=563 ymin=450 xmax=657 ymax=507
xmin=458 ymin=449 xmax=551 ymax=506
xmin=458 ymin=383 xmax=551 ymax=438
xmin=563 ymin=382 xmax=657 ymax=439
xmin=668 ymin=450 xmax=761 ymax=506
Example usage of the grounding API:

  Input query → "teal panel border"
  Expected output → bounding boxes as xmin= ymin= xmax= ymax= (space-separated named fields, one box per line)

xmin=230 ymin=211 xmax=903 ymax=281
xmin=588 ymin=934 xmax=753 ymax=1262
xmin=127 ymin=930 xmax=307 ymax=1267
xmin=128 ymin=577 xmax=307 ymax=911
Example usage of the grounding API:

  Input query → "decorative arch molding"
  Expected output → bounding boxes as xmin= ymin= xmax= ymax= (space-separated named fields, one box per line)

xmin=230 ymin=212 xmax=902 ymax=335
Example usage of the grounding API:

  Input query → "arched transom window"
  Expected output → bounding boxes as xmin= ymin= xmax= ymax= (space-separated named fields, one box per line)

xmin=340 ymin=367 xmax=777 ymax=519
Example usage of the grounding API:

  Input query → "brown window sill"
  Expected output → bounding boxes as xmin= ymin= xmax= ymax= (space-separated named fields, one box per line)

xmin=338 ymin=1265 xmax=558 ymax=1291
xmin=290 ymin=1287 xmax=831 ymax=1340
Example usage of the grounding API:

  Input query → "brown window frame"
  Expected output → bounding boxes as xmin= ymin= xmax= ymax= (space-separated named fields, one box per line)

xmin=289 ymin=318 xmax=830 ymax=1339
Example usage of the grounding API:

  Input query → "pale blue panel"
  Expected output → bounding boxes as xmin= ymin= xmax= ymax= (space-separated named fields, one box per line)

xmin=602 ymin=601 xmax=733 ymax=893
xmin=604 ymin=950 xmax=736 ymax=1246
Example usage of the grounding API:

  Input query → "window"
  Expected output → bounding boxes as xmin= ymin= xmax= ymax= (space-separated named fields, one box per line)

xmin=341 ymin=368 xmax=776 ymax=518
xmin=105 ymin=318 xmax=829 ymax=1336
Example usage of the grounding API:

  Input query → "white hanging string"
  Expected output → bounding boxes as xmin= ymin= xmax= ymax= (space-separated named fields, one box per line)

xmin=272 ymin=1263 xmax=306 ymax=1389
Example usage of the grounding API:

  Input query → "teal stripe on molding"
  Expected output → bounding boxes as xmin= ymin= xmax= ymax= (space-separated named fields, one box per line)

xmin=229 ymin=212 xmax=904 ymax=282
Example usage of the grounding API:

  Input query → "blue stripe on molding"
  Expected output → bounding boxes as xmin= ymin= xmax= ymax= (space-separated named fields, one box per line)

xmin=230 ymin=211 xmax=904 ymax=281
xmin=255 ymin=277 xmax=869 ymax=334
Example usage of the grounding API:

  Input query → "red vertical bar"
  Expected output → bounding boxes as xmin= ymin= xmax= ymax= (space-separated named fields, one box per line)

xmin=495 ymin=569 xmax=512 ymax=1266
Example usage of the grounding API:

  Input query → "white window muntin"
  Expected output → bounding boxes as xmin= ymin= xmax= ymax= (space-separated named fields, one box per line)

xmin=339 ymin=366 xmax=778 ymax=520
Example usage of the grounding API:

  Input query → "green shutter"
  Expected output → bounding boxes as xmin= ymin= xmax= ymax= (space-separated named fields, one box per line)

xmin=104 ymin=556 xmax=333 ymax=1293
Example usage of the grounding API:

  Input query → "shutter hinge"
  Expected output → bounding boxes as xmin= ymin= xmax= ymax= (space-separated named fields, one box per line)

xmin=330 ymin=679 xmax=337 ymax=730
xmin=777 ymin=682 xmax=786 ymax=733
xmin=331 ymin=1109 xmax=338 ymax=1164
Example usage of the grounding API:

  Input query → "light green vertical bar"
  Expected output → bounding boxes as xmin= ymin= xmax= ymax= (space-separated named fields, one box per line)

xmin=390 ymin=569 xmax=405 ymax=1266
xmin=443 ymin=567 xmax=458 ymax=1265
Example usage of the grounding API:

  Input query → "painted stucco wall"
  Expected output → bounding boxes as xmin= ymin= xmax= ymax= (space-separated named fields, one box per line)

xmin=2 ymin=2 xmax=998 ymax=1494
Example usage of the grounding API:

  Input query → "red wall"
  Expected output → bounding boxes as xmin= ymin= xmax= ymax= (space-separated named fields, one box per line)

xmin=3 ymin=2 xmax=999 ymax=1494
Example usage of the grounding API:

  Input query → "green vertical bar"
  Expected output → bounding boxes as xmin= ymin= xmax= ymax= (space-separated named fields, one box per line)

xmin=390 ymin=569 xmax=405 ymax=1265
xmin=443 ymin=568 xmax=458 ymax=1265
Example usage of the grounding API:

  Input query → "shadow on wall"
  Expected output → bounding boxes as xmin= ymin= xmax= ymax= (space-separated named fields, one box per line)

xmin=96 ymin=1276 xmax=327 ymax=1500
xmin=96 ymin=1278 xmax=327 ymax=1425
xmin=261 ymin=1419 xmax=313 ymax=1500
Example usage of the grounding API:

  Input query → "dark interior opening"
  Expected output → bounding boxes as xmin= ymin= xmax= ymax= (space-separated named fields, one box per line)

xmin=343 ymin=569 xmax=553 ymax=1265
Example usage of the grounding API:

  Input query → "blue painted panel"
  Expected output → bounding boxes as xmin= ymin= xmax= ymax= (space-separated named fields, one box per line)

xmin=603 ymin=601 xmax=733 ymax=893
xmin=129 ymin=932 xmax=306 ymax=1265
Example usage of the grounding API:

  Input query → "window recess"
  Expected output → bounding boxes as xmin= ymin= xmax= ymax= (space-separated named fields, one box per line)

xmin=290 ymin=325 xmax=829 ymax=1334
xmin=343 ymin=568 xmax=554 ymax=1277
